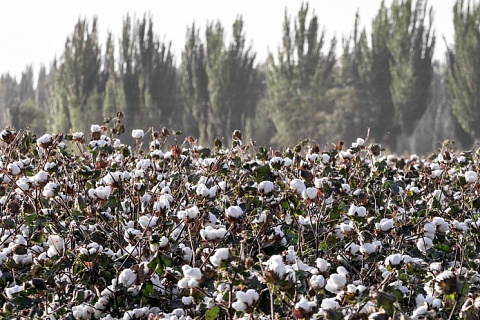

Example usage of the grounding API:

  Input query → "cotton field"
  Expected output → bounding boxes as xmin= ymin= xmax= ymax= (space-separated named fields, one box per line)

xmin=0 ymin=119 xmax=479 ymax=319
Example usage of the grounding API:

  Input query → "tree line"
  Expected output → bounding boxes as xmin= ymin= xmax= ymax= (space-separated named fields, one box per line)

xmin=0 ymin=0 xmax=479 ymax=153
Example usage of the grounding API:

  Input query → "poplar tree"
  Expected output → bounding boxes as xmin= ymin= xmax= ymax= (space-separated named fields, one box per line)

xmin=51 ymin=18 xmax=102 ymax=134
xmin=265 ymin=4 xmax=336 ymax=146
xmin=367 ymin=2 xmax=395 ymax=145
xmin=332 ymin=13 xmax=372 ymax=142
xmin=102 ymin=33 xmax=124 ymax=117
xmin=180 ymin=24 xmax=210 ymax=143
xmin=388 ymin=0 xmax=435 ymax=151
xmin=447 ymin=0 xmax=480 ymax=142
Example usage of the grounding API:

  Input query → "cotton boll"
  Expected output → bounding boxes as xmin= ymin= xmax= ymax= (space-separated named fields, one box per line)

xmin=42 ymin=182 xmax=58 ymax=198
xmin=182 ymin=296 xmax=193 ymax=305
xmin=307 ymin=153 xmax=319 ymax=162
xmin=95 ymin=186 xmax=111 ymax=200
xmin=321 ymin=153 xmax=330 ymax=163
xmin=209 ymin=248 xmax=230 ymax=267
xmin=348 ymin=205 xmax=366 ymax=217
xmin=226 ymin=205 xmax=244 ymax=219
xmin=432 ymin=217 xmax=449 ymax=233
xmin=182 ymin=265 xmax=202 ymax=280
xmin=258 ymin=181 xmax=274 ymax=194
xmin=310 ymin=274 xmax=325 ymax=289
xmin=341 ymin=183 xmax=351 ymax=193
xmin=290 ymin=179 xmax=306 ymax=194
xmin=265 ymin=255 xmax=286 ymax=278
xmin=131 ymin=129 xmax=144 ymax=139
xmin=302 ymin=187 xmax=318 ymax=200
xmin=138 ymin=215 xmax=158 ymax=229
xmin=360 ymin=243 xmax=377 ymax=254
xmin=283 ymin=158 xmax=293 ymax=167
xmin=321 ymin=297 xmax=339 ymax=309
xmin=232 ymin=289 xmax=259 ymax=311
xmin=465 ymin=170 xmax=478 ymax=184
xmin=118 ymin=268 xmax=137 ymax=288
xmin=416 ymin=237 xmax=433 ymax=254
xmin=376 ymin=218 xmax=394 ymax=231
xmin=47 ymin=235 xmax=64 ymax=257
xmin=315 ymin=258 xmax=330 ymax=272
xmin=7 ymin=163 xmax=20 ymax=175
xmin=5 ymin=284 xmax=24 ymax=299
xmin=325 ymin=273 xmax=347 ymax=293
xmin=385 ymin=253 xmax=403 ymax=266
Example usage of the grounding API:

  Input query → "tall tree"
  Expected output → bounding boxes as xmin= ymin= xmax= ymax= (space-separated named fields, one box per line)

xmin=265 ymin=4 xmax=336 ymax=146
xmin=447 ymin=0 xmax=480 ymax=143
xmin=367 ymin=1 xmax=396 ymax=146
xmin=329 ymin=13 xmax=372 ymax=143
xmin=180 ymin=18 xmax=258 ymax=145
xmin=51 ymin=18 xmax=103 ymax=134
xmin=102 ymin=33 xmax=124 ymax=117
xmin=224 ymin=17 xmax=257 ymax=139
xmin=180 ymin=24 xmax=210 ymax=143
xmin=388 ymin=0 xmax=435 ymax=152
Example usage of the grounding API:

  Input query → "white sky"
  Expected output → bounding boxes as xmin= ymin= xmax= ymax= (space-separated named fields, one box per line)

xmin=0 ymin=0 xmax=456 ymax=80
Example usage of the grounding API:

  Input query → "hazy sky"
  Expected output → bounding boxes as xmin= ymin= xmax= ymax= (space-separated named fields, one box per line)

xmin=0 ymin=0 xmax=457 ymax=79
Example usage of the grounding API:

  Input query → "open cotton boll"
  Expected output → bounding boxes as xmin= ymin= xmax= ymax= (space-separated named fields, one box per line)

xmin=465 ymin=170 xmax=478 ymax=184
xmin=131 ymin=129 xmax=144 ymax=139
xmin=416 ymin=237 xmax=433 ymax=254
xmin=200 ymin=226 xmax=228 ymax=241
xmin=138 ymin=215 xmax=158 ymax=229
xmin=7 ymin=163 xmax=20 ymax=175
xmin=302 ymin=187 xmax=318 ymax=200
xmin=5 ymin=284 xmax=24 ymax=299
xmin=96 ymin=186 xmax=112 ymax=200
xmin=321 ymin=153 xmax=330 ymax=163
xmin=290 ymin=179 xmax=306 ymax=194
xmin=348 ymin=205 xmax=366 ymax=217
xmin=283 ymin=157 xmax=293 ymax=167
xmin=432 ymin=217 xmax=450 ymax=233
xmin=265 ymin=255 xmax=286 ymax=278
xmin=42 ymin=182 xmax=58 ymax=198
xmin=182 ymin=265 xmax=202 ymax=280
xmin=325 ymin=273 xmax=347 ymax=293
xmin=196 ymin=183 xmax=210 ymax=197
xmin=295 ymin=297 xmax=317 ymax=313
xmin=47 ymin=235 xmax=64 ymax=257
xmin=102 ymin=171 xmax=124 ymax=186
xmin=226 ymin=205 xmax=244 ymax=219
xmin=258 ymin=181 xmax=274 ymax=194
xmin=37 ymin=134 xmax=53 ymax=147
xmin=316 ymin=258 xmax=331 ymax=272
xmin=232 ymin=289 xmax=259 ymax=312
xmin=31 ymin=170 xmax=49 ymax=185
xmin=385 ymin=253 xmax=403 ymax=266
xmin=376 ymin=218 xmax=394 ymax=231
xmin=118 ymin=268 xmax=137 ymax=288
xmin=210 ymin=248 xmax=230 ymax=267
xmin=321 ymin=297 xmax=339 ymax=309
xmin=310 ymin=274 xmax=325 ymax=289
xmin=306 ymin=153 xmax=319 ymax=162
xmin=177 ymin=206 xmax=200 ymax=221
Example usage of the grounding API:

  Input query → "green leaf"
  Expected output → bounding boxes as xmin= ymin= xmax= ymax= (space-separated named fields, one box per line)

xmin=205 ymin=305 xmax=220 ymax=320
xmin=30 ymin=232 xmax=48 ymax=244
xmin=255 ymin=165 xmax=273 ymax=183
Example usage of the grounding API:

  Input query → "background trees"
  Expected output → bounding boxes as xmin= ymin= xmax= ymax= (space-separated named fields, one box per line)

xmin=265 ymin=4 xmax=336 ymax=146
xmin=0 ymin=1 xmax=478 ymax=153
xmin=447 ymin=0 xmax=480 ymax=144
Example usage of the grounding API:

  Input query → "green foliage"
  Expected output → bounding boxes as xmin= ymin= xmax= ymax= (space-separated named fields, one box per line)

xmin=265 ymin=4 xmax=336 ymax=146
xmin=388 ymin=0 xmax=435 ymax=138
xmin=447 ymin=0 xmax=480 ymax=141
